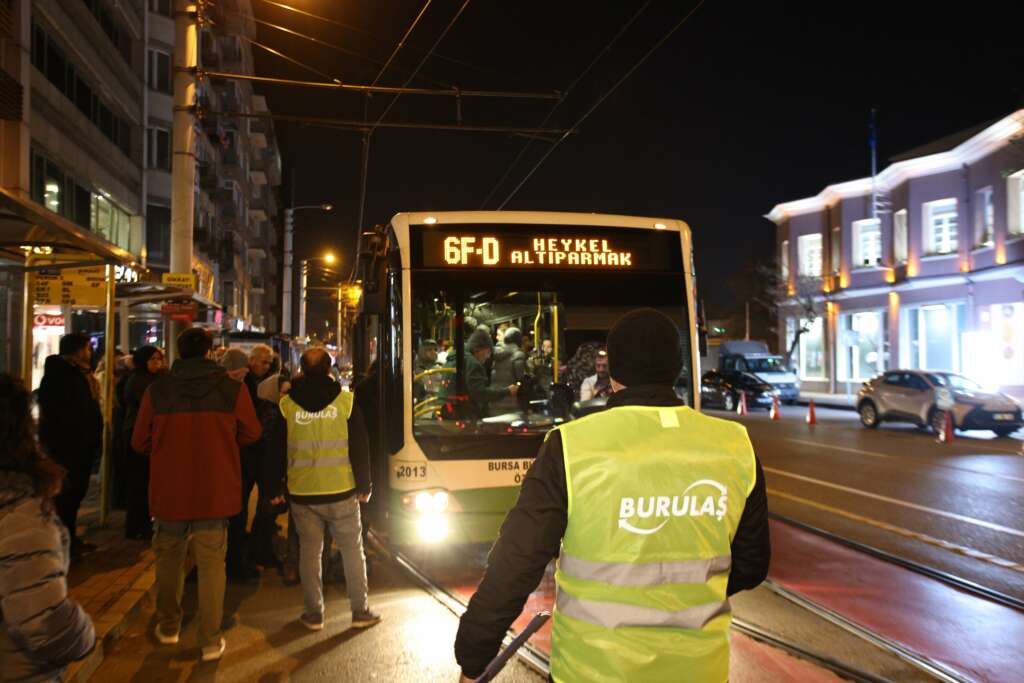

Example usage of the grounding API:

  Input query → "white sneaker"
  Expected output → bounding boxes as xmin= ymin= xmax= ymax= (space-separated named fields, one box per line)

xmin=154 ymin=624 xmax=179 ymax=645
xmin=200 ymin=637 xmax=226 ymax=661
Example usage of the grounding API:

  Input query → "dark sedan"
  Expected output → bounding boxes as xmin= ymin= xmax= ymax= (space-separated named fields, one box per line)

xmin=701 ymin=370 xmax=778 ymax=411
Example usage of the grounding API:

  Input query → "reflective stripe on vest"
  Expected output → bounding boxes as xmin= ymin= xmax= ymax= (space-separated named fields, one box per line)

xmin=281 ymin=390 xmax=355 ymax=496
xmin=559 ymin=553 xmax=730 ymax=587
xmin=550 ymin=405 xmax=756 ymax=683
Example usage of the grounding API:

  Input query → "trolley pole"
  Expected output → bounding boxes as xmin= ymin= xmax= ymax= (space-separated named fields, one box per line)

xmin=169 ymin=0 xmax=198 ymax=361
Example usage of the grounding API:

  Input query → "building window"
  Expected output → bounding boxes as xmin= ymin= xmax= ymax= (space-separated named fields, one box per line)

xmin=798 ymin=234 xmax=822 ymax=277
xmin=798 ymin=318 xmax=826 ymax=380
xmin=893 ymin=210 xmax=908 ymax=264
xmin=925 ymin=198 xmax=958 ymax=255
xmin=149 ymin=0 xmax=172 ymax=16
xmin=852 ymin=218 xmax=881 ymax=268
xmin=1009 ymin=171 xmax=1024 ymax=237
xmin=830 ymin=226 xmax=841 ymax=274
xmin=838 ymin=310 xmax=885 ymax=383
xmin=91 ymin=194 xmax=132 ymax=251
xmin=147 ymin=49 xmax=172 ymax=94
xmin=30 ymin=21 xmax=133 ymax=158
xmin=974 ymin=188 xmax=994 ymax=247
xmin=146 ymin=204 xmax=171 ymax=265
xmin=900 ymin=302 xmax=966 ymax=372
xmin=80 ymin=0 xmax=132 ymax=65
xmin=963 ymin=303 xmax=1024 ymax=388
xmin=780 ymin=240 xmax=789 ymax=281
xmin=147 ymin=127 xmax=171 ymax=170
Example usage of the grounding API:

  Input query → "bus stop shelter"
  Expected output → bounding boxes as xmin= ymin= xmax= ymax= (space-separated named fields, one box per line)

xmin=0 ymin=186 xmax=134 ymax=525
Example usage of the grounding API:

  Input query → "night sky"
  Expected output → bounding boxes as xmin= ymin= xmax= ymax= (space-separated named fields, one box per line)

xmin=249 ymin=0 xmax=1023 ymax=334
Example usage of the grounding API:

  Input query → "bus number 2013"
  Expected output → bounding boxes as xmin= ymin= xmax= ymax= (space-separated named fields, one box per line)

xmin=396 ymin=465 xmax=427 ymax=479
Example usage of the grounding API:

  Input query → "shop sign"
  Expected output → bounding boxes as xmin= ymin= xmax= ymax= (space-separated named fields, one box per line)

xmin=33 ymin=314 xmax=65 ymax=328
xmin=161 ymin=302 xmax=198 ymax=322
xmin=31 ymin=265 xmax=106 ymax=306
xmin=162 ymin=272 xmax=196 ymax=290
xmin=115 ymin=265 xmax=140 ymax=283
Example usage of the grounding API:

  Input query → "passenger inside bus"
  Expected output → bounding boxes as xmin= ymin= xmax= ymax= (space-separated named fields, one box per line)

xmin=437 ymin=328 xmax=518 ymax=420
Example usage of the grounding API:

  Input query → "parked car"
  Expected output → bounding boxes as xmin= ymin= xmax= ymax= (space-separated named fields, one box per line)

xmin=857 ymin=370 xmax=1023 ymax=437
xmin=703 ymin=340 xmax=800 ymax=403
xmin=701 ymin=370 xmax=778 ymax=411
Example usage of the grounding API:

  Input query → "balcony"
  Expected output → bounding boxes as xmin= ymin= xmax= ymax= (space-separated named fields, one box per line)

xmin=201 ymin=31 xmax=222 ymax=68
xmin=197 ymin=158 xmax=220 ymax=190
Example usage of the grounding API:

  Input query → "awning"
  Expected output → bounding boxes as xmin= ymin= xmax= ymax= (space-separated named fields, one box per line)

xmin=115 ymin=281 xmax=221 ymax=310
xmin=0 ymin=186 xmax=134 ymax=265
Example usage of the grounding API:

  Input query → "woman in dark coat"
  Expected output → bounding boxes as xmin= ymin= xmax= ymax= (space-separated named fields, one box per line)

xmin=122 ymin=345 xmax=165 ymax=539
xmin=0 ymin=373 xmax=95 ymax=682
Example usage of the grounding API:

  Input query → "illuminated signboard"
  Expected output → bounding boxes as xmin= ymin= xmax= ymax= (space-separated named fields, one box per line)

xmin=414 ymin=225 xmax=680 ymax=271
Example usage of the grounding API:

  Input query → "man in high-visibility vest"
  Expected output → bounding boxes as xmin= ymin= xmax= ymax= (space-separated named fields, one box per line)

xmin=280 ymin=348 xmax=381 ymax=631
xmin=455 ymin=309 xmax=771 ymax=682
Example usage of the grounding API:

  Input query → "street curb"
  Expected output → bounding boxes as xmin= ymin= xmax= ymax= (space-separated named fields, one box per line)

xmin=64 ymin=563 xmax=156 ymax=683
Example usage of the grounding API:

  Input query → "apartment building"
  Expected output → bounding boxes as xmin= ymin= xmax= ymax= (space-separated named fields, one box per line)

xmin=768 ymin=110 xmax=1024 ymax=398
xmin=145 ymin=0 xmax=282 ymax=334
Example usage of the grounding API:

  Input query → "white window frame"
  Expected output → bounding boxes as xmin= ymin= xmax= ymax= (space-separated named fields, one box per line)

xmin=798 ymin=233 xmax=823 ymax=277
xmin=893 ymin=210 xmax=908 ymax=264
xmin=831 ymin=226 xmax=841 ymax=274
xmin=924 ymin=198 xmax=958 ymax=255
xmin=146 ymin=127 xmax=171 ymax=170
xmin=1009 ymin=171 xmax=1024 ymax=237
xmin=974 ymin=188 xmax=994 ymax=247
xmin=798 ymin=317 xmax=826 ymax=380
xmin=852 ymin=218 xmax=881 ymax=268
xmin=780 ymin=239 xmax=789 ymax=281
xmin=146 ymin=48 xmax=172 ymax=94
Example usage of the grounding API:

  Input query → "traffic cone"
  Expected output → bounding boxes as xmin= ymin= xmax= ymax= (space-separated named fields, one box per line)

xmin=736 ymin=391 xmax=748 ymax=416
xmin=938 ymin=410 xmax=955 ymax=443
xmin=806 ymin=400 xmax=817 ymax=425
xmin=770 ymin=396 xmax=781 ymax=421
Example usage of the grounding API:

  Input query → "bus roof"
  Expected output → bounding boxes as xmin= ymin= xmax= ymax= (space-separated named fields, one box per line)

xmin=390 ymin=210 xmax=689 ymax=234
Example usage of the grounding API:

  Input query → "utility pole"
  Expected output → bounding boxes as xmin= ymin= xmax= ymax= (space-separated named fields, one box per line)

xmin=298 ymin=259 xmax=307 ymax=339
xmin=283 ymin=207 xmax=294 ymax=335
xmin=169 ymin=0 xmax=198 ymax=360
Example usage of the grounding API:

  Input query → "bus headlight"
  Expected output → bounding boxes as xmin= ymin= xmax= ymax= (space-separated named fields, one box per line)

xmin=416 ymin=513 xmax=449 ymax=543
xmin=405 ymin=489 xmax=450 ymax=513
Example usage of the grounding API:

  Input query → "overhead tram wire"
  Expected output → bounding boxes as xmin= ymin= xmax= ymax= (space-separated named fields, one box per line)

xmin=256 ymin=0 xmax=490 ymax=74
xmin=356 ymin=0 xmax=473 ymax=236
xmin=497 ymin=0 xmax=706 ymax=209
xmin=479 ymin=0 xmax=652 ymax=209
xmin=201 ymin=110 xmax=572 ymax=136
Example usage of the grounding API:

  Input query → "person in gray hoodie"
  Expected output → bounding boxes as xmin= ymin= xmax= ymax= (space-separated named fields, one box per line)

xmin=0 ymin=373 xmax=95 ymax=683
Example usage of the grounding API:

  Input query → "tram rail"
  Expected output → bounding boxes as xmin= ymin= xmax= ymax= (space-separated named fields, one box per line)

xmin=770 ymin=512 xmax=1024 ymax=612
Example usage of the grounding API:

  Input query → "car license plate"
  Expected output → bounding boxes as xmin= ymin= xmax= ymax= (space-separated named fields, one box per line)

xmin=994 ymin=413 xmax=1014 ymax=421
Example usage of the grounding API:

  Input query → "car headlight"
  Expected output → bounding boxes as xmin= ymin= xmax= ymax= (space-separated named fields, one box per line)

xmin=415 ymin=513 xmax=449 ymax=543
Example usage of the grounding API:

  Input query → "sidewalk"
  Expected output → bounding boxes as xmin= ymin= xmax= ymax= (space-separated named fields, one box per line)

xmin=63 ymin=476 xmax=157 ymax=682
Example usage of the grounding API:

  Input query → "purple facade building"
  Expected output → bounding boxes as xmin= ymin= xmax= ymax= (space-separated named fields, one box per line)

xmin=768 ymin=110 xmax=1024 ymax=400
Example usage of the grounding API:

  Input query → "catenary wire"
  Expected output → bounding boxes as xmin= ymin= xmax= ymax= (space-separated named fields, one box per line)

xmin=497 ymin=0 xmax=706 ymax=209
xmin=479 ymin=0 xmax=652 ymax=209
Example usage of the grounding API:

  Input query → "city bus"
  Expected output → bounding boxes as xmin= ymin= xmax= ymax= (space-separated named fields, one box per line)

xmin=351 ymin=211 xmax=699 ymax=546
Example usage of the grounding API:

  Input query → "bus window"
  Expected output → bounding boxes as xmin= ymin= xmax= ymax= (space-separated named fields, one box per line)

xmin=409 ymin=269 xmax=691 ymax=444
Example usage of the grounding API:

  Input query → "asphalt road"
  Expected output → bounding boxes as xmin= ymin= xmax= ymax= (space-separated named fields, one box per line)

xmin=91 ymin=559 xmax=544 ymax=683
xmin=712 ymin=404 xmax=1024 ymax=601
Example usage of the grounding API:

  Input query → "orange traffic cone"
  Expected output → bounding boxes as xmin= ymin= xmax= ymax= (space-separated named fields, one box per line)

xmin=938 ymin=410 xmax=955 ymax=443
xmin=770 ymin=396 xmax=781 ymax=421
xmin=737 ymin=391 xmax=748 ymax=416
xmin=806 ymin=400 xmax=817 ymax=425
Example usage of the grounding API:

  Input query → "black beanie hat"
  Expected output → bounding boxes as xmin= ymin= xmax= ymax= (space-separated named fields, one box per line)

xmin=606 ymin=308 xmax=682 ymax=387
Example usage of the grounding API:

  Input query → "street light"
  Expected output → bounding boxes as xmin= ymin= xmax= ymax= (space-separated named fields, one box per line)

xmin=283 ymin=203 xmax=333 ymax=335
xmin=299 ymin=252 xmax=340 ymax=340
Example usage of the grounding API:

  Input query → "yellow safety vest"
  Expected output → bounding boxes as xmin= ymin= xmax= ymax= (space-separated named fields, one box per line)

xmin=280 ymin=391 xmax=355 ymax=497
xmin=550 ymin=405 xmax=757 ymax=683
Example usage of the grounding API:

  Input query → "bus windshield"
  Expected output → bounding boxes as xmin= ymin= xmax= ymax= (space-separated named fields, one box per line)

xmin=410 ymin=268 xmax=692 ymax=446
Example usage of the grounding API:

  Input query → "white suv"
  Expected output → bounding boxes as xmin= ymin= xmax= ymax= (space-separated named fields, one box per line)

xmin=857 ymin=370 xmax=1022 ymax=437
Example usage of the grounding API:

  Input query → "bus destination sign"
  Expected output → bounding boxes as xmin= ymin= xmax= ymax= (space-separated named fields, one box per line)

xmin=417 ymin=227 xmax=678 ymax=271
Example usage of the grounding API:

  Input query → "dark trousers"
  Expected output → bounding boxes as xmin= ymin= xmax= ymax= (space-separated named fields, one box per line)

xmin=54 ymin=450 xmax=96 ymax=540
xmin=124 ymin=449 xmax=152 ymax=538
xmin=226 ymin=469 xmax=256 ymax=574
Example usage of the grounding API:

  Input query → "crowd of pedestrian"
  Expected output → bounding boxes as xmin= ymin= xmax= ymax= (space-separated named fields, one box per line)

xmin=0 ymin=327 xmax=380 ymax=670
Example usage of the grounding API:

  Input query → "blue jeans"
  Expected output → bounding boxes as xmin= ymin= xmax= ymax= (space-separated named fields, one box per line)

xmin=290 ymin=497 xmax=369 ymax=618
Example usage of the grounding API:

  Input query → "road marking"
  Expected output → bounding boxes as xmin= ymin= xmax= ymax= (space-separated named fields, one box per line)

xmin=768 ymin=487 xmax=1024 ymax=575
xmin=780 ymin=437 xmax=1024 ymax=484
xmin=764 ymin=467 xmax=1024 ymax=539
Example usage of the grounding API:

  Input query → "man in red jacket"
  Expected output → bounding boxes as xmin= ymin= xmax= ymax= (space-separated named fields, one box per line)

xmin=131 ymin=328 xmax=261 ymax=662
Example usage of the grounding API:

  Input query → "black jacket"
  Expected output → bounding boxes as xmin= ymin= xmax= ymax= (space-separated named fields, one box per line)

xmin=284 ymin=375 xmax=372 ymax=505
xmin=454 ymin=385 xmax=771 ymax=679
xmin=37 ymin=355 xmax=102 ymax=463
